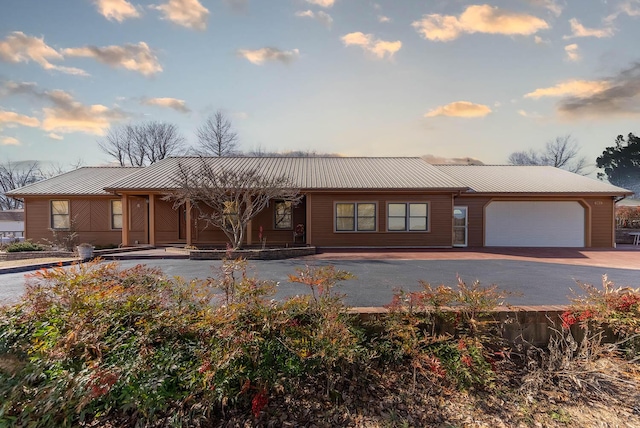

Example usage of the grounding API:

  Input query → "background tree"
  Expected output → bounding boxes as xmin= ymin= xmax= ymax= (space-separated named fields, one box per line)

xmin=0 ymin=160 xmax=43 ymax=210
xmin=165 ymin=159 xmax=302 ymax=249
xmin=596 ymin=133 xmax=640 ymax=196
xmin=508 ymin=135 xmax=588 ymax=174
xmin=195 ymin=111 xmax=238 ymax=157
xmin=99 ymin=122 xmax=186 ymax=166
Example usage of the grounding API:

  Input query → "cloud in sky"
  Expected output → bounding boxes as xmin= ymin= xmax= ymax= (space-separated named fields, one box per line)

xmin=378 ymin=15 xmax=391 ymax=23
xmin=48 ymin=132 xmax=64 ymax=140
xmin=0 ymin=32 xmax=87 ymax=76
xmin=341 ymin=32 xmax=401 ymax=59
xmin=141 ymin=97 xmax=190 ymax=113
xmin=152 ymin=0 xmax=209 ymax=30
xmin=2 ymin=81 xmax=127 ymax=135
xmin=555 ymin=63 xmax=640 ymax=119
xmin=295 ymin=10 xmax=333 ymax=28
xmin=527 ymin=0 xmax=563 ymax=17
xmin=564 ymin=18 xmax=614 ymax=39
xmin=564 ymin=43 xmax=580 ymax=61
xmin=424 ymin=101 xmax=492 ymax=118
xmin=94 ymin=0 xmax=140 ymax=22
xmin=524 ymin=79 xmax=610 ymax=98
xmin=305 ymin=0 xmax=335 ymax=7
xmin=0 ymin=110 xmax=40 ymax=130
xmin=237 ymin=47 xmax=300 ymax=65
xmin=63 ymin=42 xmax=162 ymax=76
xmin=412 ymin=4 xmax=549 ymax=42
xmin=1 ymin=136 xmax=20 ymax=146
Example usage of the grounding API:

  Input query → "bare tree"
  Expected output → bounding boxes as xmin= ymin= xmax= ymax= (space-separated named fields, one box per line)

xmin=99 ymin=122 xmax=186 ymax=166
xmin=164 ymin=159 xmax=302 ymax=249
xmin=195 ymin=111 xmax=238 ymax=157
xmin=0 ymin=160 xmax=43 ymax=210
xmin=508 ymin=135 xmax=588 ymax=174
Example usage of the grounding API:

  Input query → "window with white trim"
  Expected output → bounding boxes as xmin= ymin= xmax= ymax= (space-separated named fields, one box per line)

xmin=387 ymin=203 xmax=428 ymax=231
xmin=51 ymin=200 xmax=70 ymax=229
xmin=274 ymin=201 xmax=293 ymax=229
xmin=335 ymin=202 xmax=376 ymax=232
xmin=111 ymin=200 xmax=123 ymax=229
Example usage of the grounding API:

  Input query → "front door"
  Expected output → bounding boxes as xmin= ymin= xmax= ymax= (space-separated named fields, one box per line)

xmin=453 ymin=206 xmax=467 ymax=247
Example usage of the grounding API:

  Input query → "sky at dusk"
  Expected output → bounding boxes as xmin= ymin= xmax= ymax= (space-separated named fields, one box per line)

xmin=1 ymin=0 xmax=640 ymax=169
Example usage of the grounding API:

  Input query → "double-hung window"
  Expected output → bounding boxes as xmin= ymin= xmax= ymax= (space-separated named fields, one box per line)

xmin=111 ymin=200 xmax=123 ymax=229
xmin=335 ymin=202 xmax=376 ymax=232
xmin=274 ymin=201 xmax=293 ymax=229
xmin=387 ymin=203 xmax=428 ymax=231
xmin=51 ymin=200 xmax=70 ymax=229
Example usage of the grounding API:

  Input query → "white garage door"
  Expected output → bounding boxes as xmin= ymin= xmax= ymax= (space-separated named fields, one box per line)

xmin=485 ymin=201 xmax=585 ymax=247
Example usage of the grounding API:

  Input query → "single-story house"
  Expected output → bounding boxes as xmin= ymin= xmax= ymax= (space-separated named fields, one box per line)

xmin=6 ymin=157 xmax=633 ymax=248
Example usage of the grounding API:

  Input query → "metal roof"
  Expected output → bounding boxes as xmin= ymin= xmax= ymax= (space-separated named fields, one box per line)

xmin=105 ymin=157 xmax=467 ymax=191
xmin=6 ymin=167 xmax=142 ymax=196
xmin=434 ymin=165 xmax=633 ymax=195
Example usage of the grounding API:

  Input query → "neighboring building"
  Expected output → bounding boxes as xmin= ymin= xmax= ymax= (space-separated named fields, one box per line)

xmin=0 ymin=210 xmax=24 ymax=243
xmin=6 ymin=157 xmax=633 ymax=249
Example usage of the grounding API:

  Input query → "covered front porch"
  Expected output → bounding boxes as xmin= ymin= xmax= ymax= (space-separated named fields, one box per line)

xmin=118 ymin=193 xmax=309 ymax=248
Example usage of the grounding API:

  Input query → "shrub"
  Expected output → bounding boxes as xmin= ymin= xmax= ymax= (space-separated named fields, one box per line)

xmin=561 ymin=275 xmax=640 ymax=357
xmin=0 ymin=260 xmax=364 ymax=426
xmin=4 ymin=240 xmax=45 ymax=252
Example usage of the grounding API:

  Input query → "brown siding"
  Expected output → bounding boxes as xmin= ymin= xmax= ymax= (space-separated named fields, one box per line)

xmin=193 ymin=205 xmax=227 ymax=245
xmin=155 ymin=199 xmax=178 ymax=244
xmin=250 ymin=198 xmax=307 ymax=246
xmin=24 ymin=197 xmax=122 ymax=247
xmin=585 ymin=196 xmax=615 ymax=247
xmin=307 ymin=192 xmax=454 ymax=247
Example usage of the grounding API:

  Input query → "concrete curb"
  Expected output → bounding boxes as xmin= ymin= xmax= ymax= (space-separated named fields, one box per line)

xmin=0 ymin=259 xmax=79 ymax=275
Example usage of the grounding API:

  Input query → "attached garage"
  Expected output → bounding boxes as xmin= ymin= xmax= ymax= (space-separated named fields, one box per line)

xmin=485 ymin=201 xmax=585 ymax=247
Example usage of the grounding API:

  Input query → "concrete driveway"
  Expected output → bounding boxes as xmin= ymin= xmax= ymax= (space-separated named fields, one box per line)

xmin=1 ymin=249 xmax=639 ymax=306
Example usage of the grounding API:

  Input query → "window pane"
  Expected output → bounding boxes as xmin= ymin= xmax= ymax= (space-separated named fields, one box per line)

xmin=358 ymin=203 xmax=375 ymax=217
xmin=388 ymin=217 xmax=406 ymax=231
xmin=52 ymin=200 xmax=68 ymax=215
xmin=112 ymin=200 xmax=122 ymax=215
xmin=336 ymin=218 xmax=354 ymax=231
xmin=388 ymin=203 xmax=406 ymax=217
xmin=336 ymin=203 xmax=354 ymax=216
xmin=409 ymin=217 xmax=427 ymax=231
xmin=53 ymin=215 xmax=70 ymax=229
xmin=409 ymin=203 xmax=427 ymax=217
xmin=275 ymin=201 xmax=292 ymax=229
xmin=357 ymin=217 xmax=375 ymax=231
xmin=112 ymin=214 xmax=123 ymax=229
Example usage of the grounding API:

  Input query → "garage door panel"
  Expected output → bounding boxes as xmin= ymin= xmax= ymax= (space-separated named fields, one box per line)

xmin=486 ymin=201 xmax=584 ymax=247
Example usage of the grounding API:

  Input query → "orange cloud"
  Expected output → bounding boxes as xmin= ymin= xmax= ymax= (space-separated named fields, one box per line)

xmin=141 ymin=97 xmax=190 ymax=113
xmin=237 ymin=47 xmax=299 ymax=65
xmin=63 ymin=42 xmax=162 ymax=76
xmin=341 ymin=32 xmax=401 ymax=59
xmin=564 ymin=44 xmax=580 ymax=61
xmin=0 ymin=110 xmax=40 ymax=129
xmin=0 ymin=32 xmax=87 ymax=76
xmin=564 ymin=18 xmax=614 ymax=39
xmin=424 ymin=101 xmax=492 ymax=118
xmin=94 ymin=0 xmax=140 ymax=22
xmin=524 ymin=80 xmax=609 ymax=98
xmin=152 ymin=0 xmax=209 ymax=30
xmin=412 ymin=4 xmax=548 ymax=42
xmin=1 ymin=136 xmax=21 ymax=146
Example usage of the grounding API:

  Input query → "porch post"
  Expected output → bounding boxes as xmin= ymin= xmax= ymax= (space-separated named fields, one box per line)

xmin=122 ymin=193 xmax=130 ymax=246
xmin=148 ymin=194 xmax=156 ymax=247
xmin=185 ymin=200 xmax=192 ymax=246
xmin=305 ymin=194 xmax=311 ymax=245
